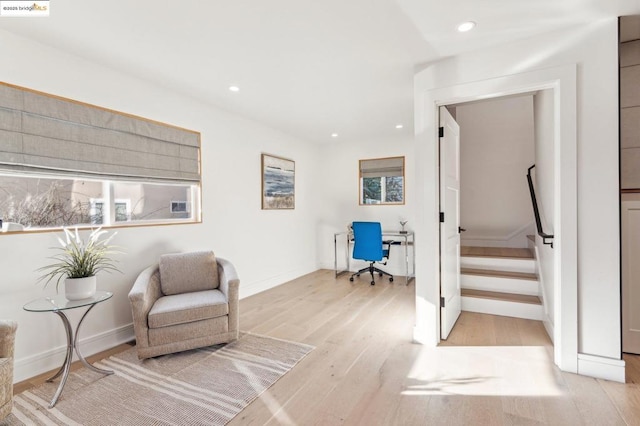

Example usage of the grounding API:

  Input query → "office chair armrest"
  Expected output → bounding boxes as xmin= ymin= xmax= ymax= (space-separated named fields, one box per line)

xmin=382 ymin=240 xmax=394 ymax=260
xmin=382 ymin=240 xmax=395 ymax=249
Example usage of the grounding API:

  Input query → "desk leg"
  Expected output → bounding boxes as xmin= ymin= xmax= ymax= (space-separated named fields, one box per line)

xmin=404 ymin=235 xmax=409 ymax=285
xmin=334 ymin=233 xmax=351 ymax=278
xmin=334 ymin=234 xmax=342 ymax=277
xmin=47 ymin=311 xmax=74 ymax=408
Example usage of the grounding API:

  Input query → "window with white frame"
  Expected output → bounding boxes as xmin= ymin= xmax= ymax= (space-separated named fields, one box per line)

xmin=0 ymin=83 xmax=201 ymax=232
xmin=359 ymin=156 xmax=405 ymax=205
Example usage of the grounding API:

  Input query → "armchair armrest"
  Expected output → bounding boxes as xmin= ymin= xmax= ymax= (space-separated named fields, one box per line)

xmin=128 ymin=264 xmax=163 ymax=349
xmin=217 ymin=257 xmax=240 ymax=337
xmin=0 ymin=320 xmax=17 ymax=359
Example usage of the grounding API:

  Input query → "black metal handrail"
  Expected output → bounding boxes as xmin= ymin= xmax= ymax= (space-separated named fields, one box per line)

xmin=527 ymin=165 xmax=554 ymax=248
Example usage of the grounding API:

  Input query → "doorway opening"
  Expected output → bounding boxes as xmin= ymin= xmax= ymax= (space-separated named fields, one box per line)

xmin=438 ymin=92 xmax=555 ymax=349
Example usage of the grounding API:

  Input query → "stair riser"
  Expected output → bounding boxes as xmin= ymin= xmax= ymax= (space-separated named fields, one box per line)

xmin=461 ymin=257 xmax=535 ymax=274
xmin=461 ymin=275 xmax=539 ymax=296
xmin=461 ymin=296 xmax=544 ymax=321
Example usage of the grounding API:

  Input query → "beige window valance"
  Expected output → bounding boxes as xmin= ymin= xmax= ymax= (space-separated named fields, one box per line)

xmin=0 ymin=82 xmax=200 ymax=183
xmin=360 ymin=157 xmax=404 ymax=178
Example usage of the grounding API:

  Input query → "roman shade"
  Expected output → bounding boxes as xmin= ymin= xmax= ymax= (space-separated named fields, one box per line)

xmin=0 ymin=82 xmax=200 ymax=183
xmin=360 ymin=157 xmax=404 ymax=178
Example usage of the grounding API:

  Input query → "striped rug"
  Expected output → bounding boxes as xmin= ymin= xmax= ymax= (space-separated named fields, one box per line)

xmin=6 ymin=333 xmax=314 ymax=425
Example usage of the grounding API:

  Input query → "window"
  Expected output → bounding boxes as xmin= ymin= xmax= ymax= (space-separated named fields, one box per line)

xmin=359 ymin=157 xmax=405 ymax=205
xmin=0 ymin=82 xmax=202 ymax=233
xmin=0 ymin=174 xmax=199 ymax=231
xmin=170 ymin=201 xmax=188 ymax=213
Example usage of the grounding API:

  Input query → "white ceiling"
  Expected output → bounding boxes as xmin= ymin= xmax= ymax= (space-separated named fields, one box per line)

xmin=0 ymin=0 xmax=638 ymax=144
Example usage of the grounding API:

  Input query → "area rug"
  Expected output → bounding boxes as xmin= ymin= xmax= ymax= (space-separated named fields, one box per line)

xmin=6 ymin=333 xmax=314 ymax=425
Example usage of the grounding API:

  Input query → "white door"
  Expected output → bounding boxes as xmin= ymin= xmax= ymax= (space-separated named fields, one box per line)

xmin=440 ymin=106 xmax=462 ymax=340
xmin=622 ymin=200 xmax=640 ymax=354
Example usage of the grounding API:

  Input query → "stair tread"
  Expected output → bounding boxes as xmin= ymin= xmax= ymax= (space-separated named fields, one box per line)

xmin=461 ymin=267 xmax=537 ymax=281
xmin=461 ymin=246 xmax=533 ymax=259
xmin=462 ymin=288 xmax=542 ymax=305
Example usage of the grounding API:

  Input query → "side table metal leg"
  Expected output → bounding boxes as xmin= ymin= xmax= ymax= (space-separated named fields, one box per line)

xmin=74 ymin=304 xmax=114 ymax=375
xmin=48 ymin=311 xmax=73 ymax=408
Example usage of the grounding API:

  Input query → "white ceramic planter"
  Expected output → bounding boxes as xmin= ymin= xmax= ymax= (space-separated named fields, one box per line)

xmin=64 ymin=276 xmax=97 ymax=300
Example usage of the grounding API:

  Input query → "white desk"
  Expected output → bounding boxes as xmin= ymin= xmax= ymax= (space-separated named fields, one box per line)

xmin=334 ymin=231 xmax=415 ymax=285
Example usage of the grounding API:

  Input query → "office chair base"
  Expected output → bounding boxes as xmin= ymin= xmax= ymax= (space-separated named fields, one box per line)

xmin=349 ymin=264 xmax=393 ymax=286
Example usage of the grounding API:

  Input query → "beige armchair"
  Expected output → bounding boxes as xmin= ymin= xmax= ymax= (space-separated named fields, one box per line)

xmin=0 ymin=320 xmax=18 ymax=421
xmin=129 ymin=251 xmax=239 ymax=359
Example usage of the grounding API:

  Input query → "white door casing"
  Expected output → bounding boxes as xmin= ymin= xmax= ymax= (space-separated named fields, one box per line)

xmin=414 ymin=64 xmax=577 ymax=374
xmin=440 ymin=106 xmax=462 ymax=339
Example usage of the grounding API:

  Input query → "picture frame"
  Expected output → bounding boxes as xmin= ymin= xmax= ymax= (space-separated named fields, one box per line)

xmin=261 ymin=153 xmax=295 ymax=210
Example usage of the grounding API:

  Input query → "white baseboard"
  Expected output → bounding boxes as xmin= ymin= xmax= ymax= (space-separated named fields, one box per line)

xmin=14 ymin=323 xmax=135 ymax=383
xmin=577 ymin=353 xmax=626 ymax=383
xmin=318 ymin=260 xmax=407 ymax=279
xmin=533 ymin=244 xmax=554 ymax=343
xmin=543 ymin=316 xmax=555 ymax=344
xmin=239 ymin=265 xmax=317 ymax=299
xmin=462 ymin=222 xmax=535 ymax=248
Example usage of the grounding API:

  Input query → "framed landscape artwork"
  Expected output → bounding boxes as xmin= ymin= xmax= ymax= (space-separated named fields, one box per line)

xmin=261 ymin=153 xmax=295 ymax=210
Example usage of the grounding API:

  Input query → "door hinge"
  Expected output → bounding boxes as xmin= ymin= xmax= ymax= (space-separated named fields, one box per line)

xmin=439 ymin=212 xmax=445 ymax=222
xmin=439 ymin=126 xmax=444 ymax=138
xmin=440 ymin=297 xmax=445 ymax=308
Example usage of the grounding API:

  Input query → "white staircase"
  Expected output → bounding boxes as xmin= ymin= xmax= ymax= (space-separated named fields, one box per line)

xmin=460 ymin=246 xmax=543 ymax=321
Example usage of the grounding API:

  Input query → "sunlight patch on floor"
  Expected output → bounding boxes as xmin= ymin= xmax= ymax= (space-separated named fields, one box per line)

xmin=404 ymin=346 xmax=563 ymax=397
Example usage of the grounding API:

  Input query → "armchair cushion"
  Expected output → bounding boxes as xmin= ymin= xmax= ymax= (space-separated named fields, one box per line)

xmin=159 ymin=251 xmax=219 ymax=295
xmin=148 ymin=289 xmax=229 ymax=328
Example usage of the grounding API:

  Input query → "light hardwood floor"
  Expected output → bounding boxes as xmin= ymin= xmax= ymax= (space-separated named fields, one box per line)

xmin=232 ymin=270 xmax=640 ymax=425
xmin=14 ymin=269 xmax=640 ymax=425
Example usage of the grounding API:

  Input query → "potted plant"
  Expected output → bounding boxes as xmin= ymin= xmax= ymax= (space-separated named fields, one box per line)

xmin=37 ymin=227 xmax=120 ymax=300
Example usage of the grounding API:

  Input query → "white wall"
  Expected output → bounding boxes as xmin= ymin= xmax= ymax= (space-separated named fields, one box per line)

xmin=415 ymin=20 xmax=621 ymax=362
xmin=316 ymin=136 xmax=415 ymax=277
xmin=533 ymin=89 xmax=556 ymax=337
xmin=457 ymin=95 xmax=535 ymax=247
xmin=0 ymin=30 xmax=321 ymax=381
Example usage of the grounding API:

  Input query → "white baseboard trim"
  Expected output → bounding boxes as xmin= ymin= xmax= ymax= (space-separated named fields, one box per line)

xmin=543 ymin=316 xmax=555 ymax=344
xmin=318 ymin=260 xmax=408 ymax=279
xmin=577 ymin=353 xmax=626 ymax=383
xmin=14 ymin=323 xmax=135 ymax=383
xmin=239 ymin=265 xmax=317 ymax=299
xmin=533 ymin=244 xmax=554 ymax=344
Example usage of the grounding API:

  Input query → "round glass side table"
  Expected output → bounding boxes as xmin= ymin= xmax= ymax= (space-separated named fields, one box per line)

xmin=23 ymin=290 xmax=114 ymax=408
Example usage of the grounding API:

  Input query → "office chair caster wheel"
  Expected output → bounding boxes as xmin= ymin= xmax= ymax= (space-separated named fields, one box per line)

xmin=389 ymin=277 xmax=394 ymax=282
xmin=371 ymin=281 xmax=375 ymax=285
xmin=349 ymin=277 xmax=354 ymax=282
xmin=379 ymin=272 xmax=383 ymax=276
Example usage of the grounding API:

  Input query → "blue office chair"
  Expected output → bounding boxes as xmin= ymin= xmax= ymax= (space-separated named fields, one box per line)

xmin=349 ymin=221 xmax=394 ymax=285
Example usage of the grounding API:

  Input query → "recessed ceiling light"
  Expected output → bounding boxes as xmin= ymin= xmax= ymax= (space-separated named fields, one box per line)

xmin=228 ymin=86 xmax=240 ymax=92
xmin=331 ymin=133 xmax=338 ymax=138
xmin=395 ymin=124 xmax=404 ymax=129
xmin=457 ymin=21 xmax=476 ymax=32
